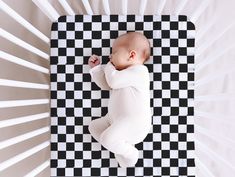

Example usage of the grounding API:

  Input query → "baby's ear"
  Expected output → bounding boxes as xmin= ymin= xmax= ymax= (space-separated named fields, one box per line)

xmin=129 ymin=50 xmax=136 ymax=59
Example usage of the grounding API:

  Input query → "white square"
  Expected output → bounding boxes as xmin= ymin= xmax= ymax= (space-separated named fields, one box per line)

xmin=92 ymin=39 xmax=101 ymax=47
xmin=57 ymin=160 xmax=66 ymax=167
xmin=162 ymin=39 xmax=170 ymax=47
xmin=65 ymin=168 xmax=74 ymax=176
xmin=91 ymin=108 xmax=101 ymax=117
xmin=83 ymin=48 xmax=92 ymax=56
xmin=127 ymin=22 xmax=135 ymax=30
xmin=51 ymin=48 xmax=58 ymax=56
xmin=66 ymin=48 xmax=75 ymax=56
xmin=83 ymin=82 xmax=91 ymax=90
xmin=144 ymin=22 xmax=153 ymax=30
xmin=75 ymin=23 xmax=83 ymax=31
xmin=66 ymin=82 xmax=74 ymax=90
xmin=66 ymin=31 xmax=75 ymax=39
xmin=75 ymin=39 xmax=83 ymax=47
xmin=74 ymin=74 xmax=83 ymax=82
xmin=74 ymin=142 xmax=83 ymax=151
xmin=171 ymin=64 xmax=179 ymax=72
xmin=58 ymin=142 xmax=66 ymax=150
xmin=162 ymin=142 xmax=170 ymax=150
xmin=102 ymin=31 xmax=110 ymax=39
xmin=162 ymin=73 xmax=170 ymax=81
xmin=162 ymin=107 xmax=171 ymax=116
xmin=58 ymin=22 xmax=66 ymax=31
xmin=170 ymin=47 xmax=179 ymax=55
xmin=66 ymin=151 xmax=75 ymax=159
xmin=83 ymin=99 xmax=91 ymax=108
xmin=110 ymin=22 xmax=118 ymax=30
xmin=66 ymin=99 xmax=74 ymax=107
xmin=66 ymin=65 xmax=74 ymax=73
xmin=179 ymin=73 xmax=188 ymax=81
xmin=57 ymin=74 xmax=66 ymax=82
xmin=58 ymin=39 xmax=67 ymax=47
xmin=179 ymin=39 xmax=187 ymax=47
xmin=66 ymin=117 xmax=74 ymax=125
xmin=162 ymin=158 xmax=170 ymax=167
xmin=58 ymin=126 xmax=66 ymax=134
xmin=66 ymin=134 xmax=74 ymax=142
xmin=74 ymin=108 xmax=83 ymax=116
xmin=57 ymin=91 xmax=66 ymax=99
xmin=58 ymin=56 xmax=67 ymax=64
xmin=83 ymin=151 xmax=92 ymax=159
xmin=74 ymin=91 xmax=83 ymax=99
xmin=162 ymin=22 xmax=170 ymax=30
xmin=74 ymin=159 xmax=83 ymax=167
xmin=171 ymin=98 xmax=179 ymax=107
xmin=170 ymin=30 xmax=178 ymax=38
xmin=83 ymin=31 xmax=92 ymax=39
xmin=92 ymin=22 xmax=101 ymax=30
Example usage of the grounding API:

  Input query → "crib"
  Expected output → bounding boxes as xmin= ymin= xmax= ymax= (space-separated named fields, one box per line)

xmin=0 ymin=0 xmax=235 ymax=176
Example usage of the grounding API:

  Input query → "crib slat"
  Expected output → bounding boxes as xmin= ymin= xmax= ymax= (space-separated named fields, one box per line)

xmin=196 ymin=23 xmax=235 ymax=57
xmin=0 ymin=79 xmax=49 ymax=89
xmin=24 ymin=160 xmax=49 ymax=177
xmin=196 ymin=45 xmax=235 ymax=72
xmin=195 ymin=124 xmax=235 ymax=148
xmin=173 ymin=0 xmax=188 ymax=15
xmin=195 ymin=70 xmax=235 ymax=88
xmin=0 ymin=51 xmax=49 ymax=74
xmin=139 ymin=0 xmax=147 ymax=15
xmin=0 ymin=99 xmax=49 ymax=108
xmin=195 ymin=138 xmax=235 ymax=171
xmin=0 ymin=0 xmax=49 ymax=44
xmin=102 ymin=0 xmax=110 ymax=15
xmin=195 ymin=93 xmax=235 ymax=102
xmin=190 ymin=0 xmax=212 ymax=23
xmin=155 ymin=0 xmax=166 ymax=15
xmin=58 ymin=0 xmax=75 ymax=15
xmin=0 ymin=112 xmax=49 ymax=128
xmin=81 ymin=0 xmax=93 ymax=15
xmin=0 ymin=28 xmax=49 ymax=60
xmin=195 ymin=157 xmax=217 ymax=177
xmin=195 ymin=18 xmax=216 ymax=43
xmin=121 ymin=0 xmax=128 ymax=15
xmin=0 ymin=141 xmax=49 ymax=172
xmin=0 ymin=127 xmax=49 ymax=150
xmin=32 ymin=0 xmax=60 ymax=22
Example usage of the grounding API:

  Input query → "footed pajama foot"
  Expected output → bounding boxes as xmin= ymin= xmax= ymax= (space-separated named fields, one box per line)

xmin=114 ymin=148 xmax=139 ymax=168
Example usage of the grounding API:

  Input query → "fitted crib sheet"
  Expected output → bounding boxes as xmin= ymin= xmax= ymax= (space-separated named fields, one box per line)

xmin=50 ymin=15 xmax=195 ymax=177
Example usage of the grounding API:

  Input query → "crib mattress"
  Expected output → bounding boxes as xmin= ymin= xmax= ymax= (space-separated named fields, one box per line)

xmin=50 ymin=15 xmax=195 ymax=177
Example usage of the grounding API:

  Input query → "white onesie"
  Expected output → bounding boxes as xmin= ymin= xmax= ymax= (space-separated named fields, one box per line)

xmin=88 ymin=60 xmax=152 ymax=167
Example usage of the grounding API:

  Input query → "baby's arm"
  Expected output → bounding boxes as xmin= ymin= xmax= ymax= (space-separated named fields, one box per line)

xmin=89 ymin=55 xmax=111 ymax=90
xmin=104 ymin=61 xmax=148 ymax=89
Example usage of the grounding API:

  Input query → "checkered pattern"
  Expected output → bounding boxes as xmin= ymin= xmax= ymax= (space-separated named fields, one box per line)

xmin=50 ymin=15 xmax=195 ymax=177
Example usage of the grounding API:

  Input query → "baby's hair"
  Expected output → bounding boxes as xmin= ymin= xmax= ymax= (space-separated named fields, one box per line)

xmin=119 ymin=32 xmax=151 ymax=63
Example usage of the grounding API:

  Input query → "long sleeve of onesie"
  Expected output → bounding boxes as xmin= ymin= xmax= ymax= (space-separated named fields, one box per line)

xmin=104 ymin=61 xmax=149 ymax=90
xmin=89 ymin=64 xmax=111 ymax=90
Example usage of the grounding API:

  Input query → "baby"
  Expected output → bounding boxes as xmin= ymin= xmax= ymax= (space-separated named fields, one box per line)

xmin=88 ymin=32 xmax=152 ymax=168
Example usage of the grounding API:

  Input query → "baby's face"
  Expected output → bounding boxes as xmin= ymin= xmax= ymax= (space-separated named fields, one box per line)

xmin=109 ymin=45 xmax=129 ymax=70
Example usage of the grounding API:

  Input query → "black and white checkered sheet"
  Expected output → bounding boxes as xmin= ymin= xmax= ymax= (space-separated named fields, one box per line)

xmin=50 ymin=15 xmax=195 ymax=177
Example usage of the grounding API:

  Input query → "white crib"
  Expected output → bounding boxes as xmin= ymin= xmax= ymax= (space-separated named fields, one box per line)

xmin=0 ymin=0 xmax=235 ymax=176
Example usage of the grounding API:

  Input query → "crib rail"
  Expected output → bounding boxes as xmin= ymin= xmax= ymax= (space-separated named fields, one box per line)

xmin=0 ymin=0 xmax=235 ymax=176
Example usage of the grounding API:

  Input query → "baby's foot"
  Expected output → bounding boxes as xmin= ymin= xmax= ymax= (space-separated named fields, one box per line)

xmin=114 ymin=148 xmax=139 ymax=168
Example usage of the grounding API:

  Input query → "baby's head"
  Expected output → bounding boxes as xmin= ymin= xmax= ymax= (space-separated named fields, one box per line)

xmin=109 ymin=32 xmax=150 ymax=70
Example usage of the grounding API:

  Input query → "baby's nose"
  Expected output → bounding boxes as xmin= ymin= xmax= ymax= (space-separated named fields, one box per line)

xmin=108 ymin=54 xmax=112 ymax=60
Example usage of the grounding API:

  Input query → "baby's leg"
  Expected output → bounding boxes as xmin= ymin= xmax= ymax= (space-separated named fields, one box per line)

xmin=88 ymin=113 xmax=111 ymax=143
xmin=99 ymin=120 xmax=139 ymax=167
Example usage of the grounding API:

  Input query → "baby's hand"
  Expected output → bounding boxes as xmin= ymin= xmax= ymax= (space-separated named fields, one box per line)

xmin=88 ymin=54 xmax=101 ymax=68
